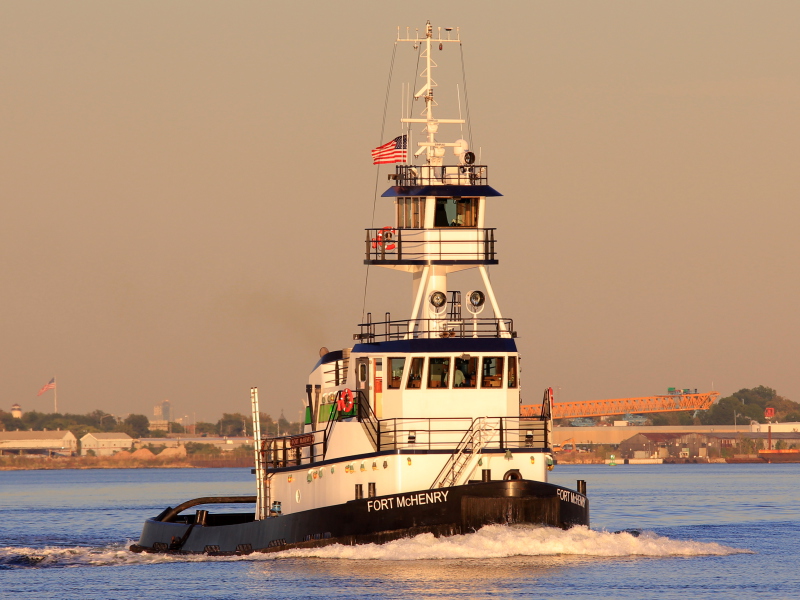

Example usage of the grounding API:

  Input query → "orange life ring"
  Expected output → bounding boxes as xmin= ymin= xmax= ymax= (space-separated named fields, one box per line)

xmin=371 ymin=226 xmax=396 ymax=251
xmin=337 ymin=388 xmax=354 ymax=412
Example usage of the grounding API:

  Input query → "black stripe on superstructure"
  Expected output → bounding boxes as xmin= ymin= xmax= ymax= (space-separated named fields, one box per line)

xmin=381 ymin=185 xmax=502 ymax=197
xmin=352 ymin=337 xmax=517 ymax=353
xmin=364 ymin=259 xmax=499 ymax=266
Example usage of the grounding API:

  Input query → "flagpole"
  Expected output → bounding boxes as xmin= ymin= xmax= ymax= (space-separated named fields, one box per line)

xmin=54 ymin=375 xmax=58 ymax=414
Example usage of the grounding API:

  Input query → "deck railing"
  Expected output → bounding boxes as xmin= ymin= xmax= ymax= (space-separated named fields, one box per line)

xmin=365 ymin=228 xmax=496 ymax=263
xmin=392 ymin=165 xmax=489 ymax=186
xmin=262 ymin=391 xmax=547 ymax=472
xmin=354 ymin=314 xmax=515 ymax=342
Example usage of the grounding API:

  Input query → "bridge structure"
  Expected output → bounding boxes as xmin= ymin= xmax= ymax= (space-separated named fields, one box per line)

xmin=520 ymin=391 xmax=720 ymax=419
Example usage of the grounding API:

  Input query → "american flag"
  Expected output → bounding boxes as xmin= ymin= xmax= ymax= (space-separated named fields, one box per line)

xmin=371 ymin=135 xmax=407 ymax=165
xmin=37 ymin=377 xmax=56 ymax=396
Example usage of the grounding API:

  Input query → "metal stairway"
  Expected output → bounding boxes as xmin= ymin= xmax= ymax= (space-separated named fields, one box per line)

xmin=355 ymin=390 xmax=380 ymax=452
xmin=430 ymin=417 xmax=496 ymax=489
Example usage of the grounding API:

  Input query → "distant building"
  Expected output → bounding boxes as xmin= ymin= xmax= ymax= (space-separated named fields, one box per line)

xmin=80 ymin=432 xmax=134 ymax=456
xmin=10 ymin=404 xmax=22 ymax=419
xmin=153 ymin=399 xmax=172 ymax=423
xmin=618 ymin=430 xmax=800 ymax=460
xmin=148 ymin=419 xmax=169 ymax=431
xmin=750 ymin=422 xmax=800 ymax=433
xmin=150 ymin=399 xmax=174 ymax=432
xmin=134 ymin=436 xmax=252 ymax=452
xmin=618 ymin=433 xmax=680 ymax=459
xmin=0 ymin=431 xmax=77 ymax=456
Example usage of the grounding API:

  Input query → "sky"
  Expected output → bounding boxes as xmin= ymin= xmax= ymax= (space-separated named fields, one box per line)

xmin=2 ymin=1 xmax=799 ymax=423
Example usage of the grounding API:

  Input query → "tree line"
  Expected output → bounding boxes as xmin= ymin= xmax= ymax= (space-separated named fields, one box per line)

xmin=647 ymin=386 xmax=799 ymax=426
xmin=0 ymin=409 xmax=301 ymax=441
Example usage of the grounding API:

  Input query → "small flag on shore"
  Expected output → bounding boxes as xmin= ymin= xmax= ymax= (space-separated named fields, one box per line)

xmin=372 ymin=135 xmax=407 ymax=164
xmin=37 ymin=377 xmax=56 ymax=396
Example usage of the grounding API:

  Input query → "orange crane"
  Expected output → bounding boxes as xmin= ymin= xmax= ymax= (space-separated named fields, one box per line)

xmin=520 ymin=391 xmax=720 ymax=419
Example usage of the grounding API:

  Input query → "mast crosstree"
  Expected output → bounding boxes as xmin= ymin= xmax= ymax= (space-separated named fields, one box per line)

xmin=397 ymin=21 xmax=465 ymax=165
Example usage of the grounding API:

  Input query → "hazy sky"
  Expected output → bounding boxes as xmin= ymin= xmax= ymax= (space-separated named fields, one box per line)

xmin=2 ymin=1 xmax=798 ymax=423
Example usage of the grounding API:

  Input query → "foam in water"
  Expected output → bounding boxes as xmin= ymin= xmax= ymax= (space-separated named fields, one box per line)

xmin=272 ymin=525 xmax=749 ymax=560
xmin=0 ymin=526 xmax=749 ymax=569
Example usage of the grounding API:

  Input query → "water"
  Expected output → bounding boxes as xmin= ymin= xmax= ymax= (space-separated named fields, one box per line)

xmin=1 ymin=464 xmax=797 ymax=599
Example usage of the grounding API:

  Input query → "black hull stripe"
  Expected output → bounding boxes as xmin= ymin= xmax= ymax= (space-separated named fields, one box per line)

xmin=131 ymin=480 xmax=589 ymax=555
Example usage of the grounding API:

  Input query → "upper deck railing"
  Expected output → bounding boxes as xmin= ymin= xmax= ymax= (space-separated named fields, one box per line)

xmin=391 ymin=165 xmax=488 ymax=187
xmin=354 ymin=314 xmax=516 ymax=341
xmin=365 ymin=227 xmax=497 ymax=264
xmin=261 ymin=391 xmax=549 ymax=472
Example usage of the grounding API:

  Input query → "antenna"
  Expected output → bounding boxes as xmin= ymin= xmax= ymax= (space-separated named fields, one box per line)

xmin=401 ymin=82 xmax=404 ymax=123
xmin=457 ymin=84 xmax=463 ymax=136
xmin=398 ymin=21 xmax=465 ymax=165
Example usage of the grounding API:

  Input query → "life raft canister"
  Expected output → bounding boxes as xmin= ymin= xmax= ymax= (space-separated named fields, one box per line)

xmin=337 ymin=388 xmax=354 ymax=412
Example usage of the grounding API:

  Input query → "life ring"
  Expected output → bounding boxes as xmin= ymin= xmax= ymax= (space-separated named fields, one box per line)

xmin=337 ymin=388 xmax=354 ymax=412
xmin=371 ymin=226 xmax=396 ymax=251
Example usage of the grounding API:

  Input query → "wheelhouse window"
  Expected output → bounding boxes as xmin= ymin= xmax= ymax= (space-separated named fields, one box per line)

xmin=396 ymin=198 xmax=425 ymax=228
xmin=507 ymin=356 xmax=518 ymax=389
xmin=481 ymin=357 xmax=504 ymax=388
xmin=427 ymin=357 xmax=451 ymax=389
xmin=454 ymin=356 xmax=478 ymax=388
xmin=406 ymin=357 xmax=424 ymax=389
xmin=434 ymin=197 xmax=478 ymax=227
xmin=388 ymin=357 xmax=405 ymax=389
xmin=413 ymin=198 xmax=425 ymax=227
xmin=396 ymin=198 xmax=407 ymax=228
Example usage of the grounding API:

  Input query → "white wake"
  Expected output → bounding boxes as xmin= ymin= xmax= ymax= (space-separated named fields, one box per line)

xmin=0 ymin=525 xmax=749 ymax=568
xmin=272 ymin=525 xmax=749 ymax=560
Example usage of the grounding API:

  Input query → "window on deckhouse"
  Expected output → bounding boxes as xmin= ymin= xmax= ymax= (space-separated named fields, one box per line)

xmin=406 ymin=357 xmax=424 ymax=389
xmin=396 ymin=198 xmax=425 ymax=228
xmin=481 ymin=357 xmax=504 ymax=388
xmin=433 ymin=198 xmax=478 ymax=227
xmin=454 ymin=356 xmax=478 ymax=388
xmin=427 ymin=357 xmax=451 ymax=389
xmin=507 ymin=356 xmax=518 ymax=389
xmin=388 ymin=358 xmax=405 ymax=389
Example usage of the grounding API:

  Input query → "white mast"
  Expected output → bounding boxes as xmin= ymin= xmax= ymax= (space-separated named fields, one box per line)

xmin=250 ymin=387 xmax=266 ymax=520
xmin=398 ymin=21 xmax=464 ymax=166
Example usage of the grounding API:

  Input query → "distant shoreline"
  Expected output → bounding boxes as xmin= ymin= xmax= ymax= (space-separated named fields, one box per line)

xmin=0 ymin=456 xmax=254 ymax=471
xmin=0 ymin=454 xmax=766 ymax=471
xmin=554 ymin=453 xmax=730 ymax=465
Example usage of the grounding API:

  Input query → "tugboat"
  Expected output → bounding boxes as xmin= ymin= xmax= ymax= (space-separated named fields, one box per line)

xmin=130 ymin=22 xmax=589 ymax=556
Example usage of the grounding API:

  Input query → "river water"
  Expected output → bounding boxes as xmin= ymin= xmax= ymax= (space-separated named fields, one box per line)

xmin=1 ymin=464 xmax=797 ymax=599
